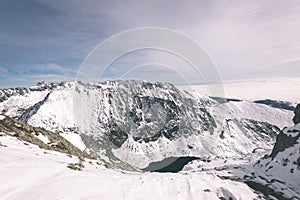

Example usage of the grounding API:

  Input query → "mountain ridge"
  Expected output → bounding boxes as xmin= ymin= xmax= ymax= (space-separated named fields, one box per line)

xmin=0 ymin=80 xmax=292 ymax=169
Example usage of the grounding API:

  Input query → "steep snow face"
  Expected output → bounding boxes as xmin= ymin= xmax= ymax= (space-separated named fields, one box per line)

xmin=0 ymin=81 xmax=70 ymax=119
xmin=27 ymin=82 xmax=78 ymax=131
xmin=0 ymin=80 xmax=294 ymax=169
xmin=0 ymin=90 xmax=49 ymax=119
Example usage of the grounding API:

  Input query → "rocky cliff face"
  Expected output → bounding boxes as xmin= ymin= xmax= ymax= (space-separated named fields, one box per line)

xmin=269 ymin=128 xmax=300 ymax=159
xmin=81 ymin=80 xmax=216 ymax=147
xmin=269 ymin=103 xmax=300 ymax=160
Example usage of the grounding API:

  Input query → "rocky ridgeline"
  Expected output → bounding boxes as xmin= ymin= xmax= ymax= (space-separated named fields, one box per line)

xmin=0 ymin=81 xmax=68 ymax=103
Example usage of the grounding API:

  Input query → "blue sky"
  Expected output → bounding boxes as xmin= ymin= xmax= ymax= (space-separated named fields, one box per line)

xmin=0 ymin=0 xmax=300 ymax=87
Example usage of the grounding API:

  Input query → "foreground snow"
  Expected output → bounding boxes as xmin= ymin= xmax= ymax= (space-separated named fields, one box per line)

xmin=0 ymin=134 xmax=259 ymax=200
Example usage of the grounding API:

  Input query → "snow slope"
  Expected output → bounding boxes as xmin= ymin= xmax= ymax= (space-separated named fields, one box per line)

xmin=0 ymin=134 xmax=259 ymax=200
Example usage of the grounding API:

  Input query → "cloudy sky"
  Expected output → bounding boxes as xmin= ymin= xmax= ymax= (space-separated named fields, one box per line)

xmin=0 ymin=0 xmax=300 ymax=87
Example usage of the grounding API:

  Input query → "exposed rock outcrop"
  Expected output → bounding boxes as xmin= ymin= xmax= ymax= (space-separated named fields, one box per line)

xmin=293 ymin=104 xmax=300 ymax=124
xmin=270 ymin=129 xmax=300 ymax=159
xmin=0 ymin=115 xmax=93 ymax=159
xmin=270 ymin=103 xmax=300 ymax=159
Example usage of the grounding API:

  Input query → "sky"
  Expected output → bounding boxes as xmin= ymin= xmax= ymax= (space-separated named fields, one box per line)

xmin=0 ymin=0 xmax=300 ymax=88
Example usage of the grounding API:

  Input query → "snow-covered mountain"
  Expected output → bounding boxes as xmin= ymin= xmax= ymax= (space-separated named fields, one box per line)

xmin=0 ymin=80 xmax=293 ymax=169
xmin=0 ymin=78 xmax=299 ymax=199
